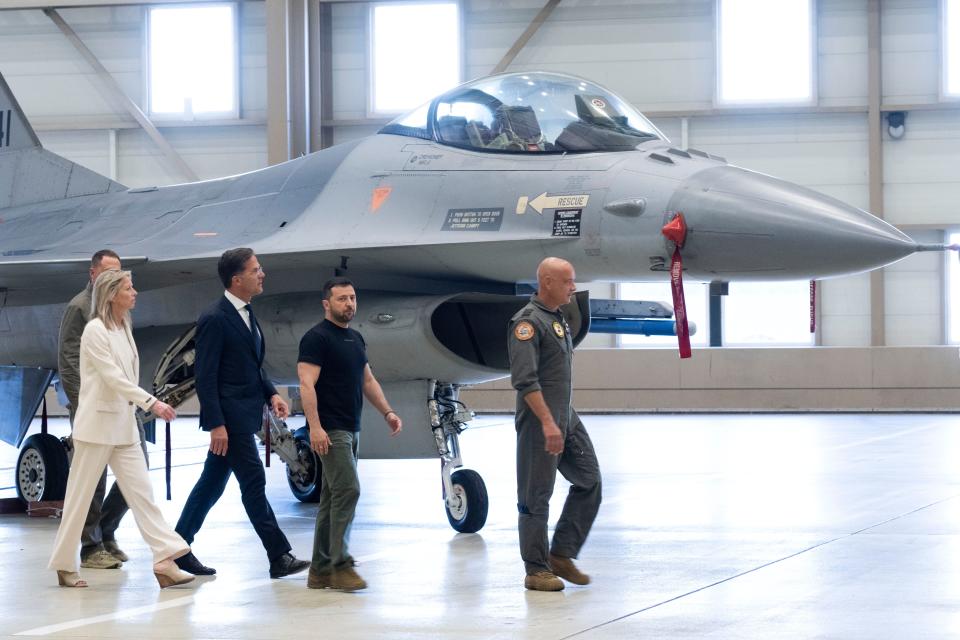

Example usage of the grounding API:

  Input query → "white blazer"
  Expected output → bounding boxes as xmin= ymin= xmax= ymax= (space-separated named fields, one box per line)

xmin=73 ymin=317 xmax=156 ymax=446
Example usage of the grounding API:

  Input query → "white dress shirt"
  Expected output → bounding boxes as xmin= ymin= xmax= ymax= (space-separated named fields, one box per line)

xmin=224 ymin=290 xmax=252 ymax=330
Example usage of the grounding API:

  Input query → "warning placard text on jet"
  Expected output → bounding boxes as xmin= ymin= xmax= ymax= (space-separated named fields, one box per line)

xmin=552 ymin=209 xmax=582 ymax=237
xmin=442 ymin=208 xmax=504 ymax=231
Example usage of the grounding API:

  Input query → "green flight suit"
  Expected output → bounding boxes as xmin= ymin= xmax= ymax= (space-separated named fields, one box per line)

xmin=508 ymin=295 xmax=601 ymax=575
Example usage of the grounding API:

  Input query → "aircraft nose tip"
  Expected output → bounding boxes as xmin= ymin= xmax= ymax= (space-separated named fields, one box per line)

xmin=668 ymin=166 xmax=918 ymax=279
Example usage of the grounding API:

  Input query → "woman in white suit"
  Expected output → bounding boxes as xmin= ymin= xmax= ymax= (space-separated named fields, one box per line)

xmin=49 ymin=269 xmax=194 ymax=588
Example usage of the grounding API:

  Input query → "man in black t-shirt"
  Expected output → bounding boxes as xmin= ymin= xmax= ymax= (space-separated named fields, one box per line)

xmin=297 ymin=277 xmax=402 ymax=591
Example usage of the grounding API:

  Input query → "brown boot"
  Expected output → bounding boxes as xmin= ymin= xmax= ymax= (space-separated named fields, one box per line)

xmin=331 ymin=566 xmax=367 ymax=592
xmin=307 ymin=569 xmax=333 ymax=589
xmin=524 ymin=571 xmax=564 ymax=591
xmin=549 ymin=554 xmax=590 ymax=585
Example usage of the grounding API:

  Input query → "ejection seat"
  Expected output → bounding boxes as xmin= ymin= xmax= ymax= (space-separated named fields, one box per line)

xmin=488 ymin=105 xmax=546 ymax=151
xmin=437 ymin=115 xmax=495 ymax=149
xmin=437 ymin=115 xmax=470 ymax=145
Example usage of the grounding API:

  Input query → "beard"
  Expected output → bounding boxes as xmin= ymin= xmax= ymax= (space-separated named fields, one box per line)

xmin=331 ymin=307 xmax=355 ymax=324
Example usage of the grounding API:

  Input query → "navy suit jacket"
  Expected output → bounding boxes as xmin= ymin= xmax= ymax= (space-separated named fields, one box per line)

xmin=195 ymin=295 xmax=277 ymax=435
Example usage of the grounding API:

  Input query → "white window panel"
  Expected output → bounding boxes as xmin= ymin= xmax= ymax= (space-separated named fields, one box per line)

xmin=946 ymin=231 xmax=960 ymax=343
xmin=370 ymin=2 xmax=461 ymax=115
xmin=148 ymin=4 xmax=237 ymax=118
xmin=617 ymin=282 xmax=709 ymax=348
xmin=723 ymin=281 xmax=814 ymax=346
xmin=944 ymin=0 xmax=960 ymax=97
xmin=717 ymin=0 xmax=814 ymax=105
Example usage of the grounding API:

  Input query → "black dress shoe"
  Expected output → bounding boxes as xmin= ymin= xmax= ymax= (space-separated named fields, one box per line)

xmin=270 ymin=552 xmax=310 ymax=578
xmin=175 ymin=552 xmax=216 ymax=576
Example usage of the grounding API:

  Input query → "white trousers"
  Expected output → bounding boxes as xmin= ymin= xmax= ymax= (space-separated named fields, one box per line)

xmin=48 ymin=440 xmax=189 ymax=572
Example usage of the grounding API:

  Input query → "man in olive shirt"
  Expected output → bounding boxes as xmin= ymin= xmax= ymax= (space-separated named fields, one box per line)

xmin=298 ymin=277 xmax=402 ymax=591
xmin=58 ymin=249 xmax=147 ymax=569
xmin=508 ymin=257 xmax=602 ymax=591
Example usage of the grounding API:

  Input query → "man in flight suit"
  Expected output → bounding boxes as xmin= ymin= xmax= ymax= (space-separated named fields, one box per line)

xmin=508 ymin=257 xmax=602 ymax=591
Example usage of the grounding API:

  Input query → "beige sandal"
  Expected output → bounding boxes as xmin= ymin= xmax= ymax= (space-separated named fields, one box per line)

xmin=153 ymin=559 xmax=195 ymax=589
xmin=56 ymin=570 xmax=88 ymax=588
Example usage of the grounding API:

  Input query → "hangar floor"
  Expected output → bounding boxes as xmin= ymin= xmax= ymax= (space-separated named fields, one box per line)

xmin=1 ymin=412 xmax=959 ymax=639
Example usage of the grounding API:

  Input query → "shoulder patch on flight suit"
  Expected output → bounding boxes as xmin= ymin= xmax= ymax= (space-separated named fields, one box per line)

xmin=552 ymin=321 xmax=565 ymax=338
xmin=514 ymin=320 xmax=535 ymax=341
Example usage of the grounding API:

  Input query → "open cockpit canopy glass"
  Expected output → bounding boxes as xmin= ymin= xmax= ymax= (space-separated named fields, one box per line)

xmin=379 ymin=71 xmax=665 ymax=153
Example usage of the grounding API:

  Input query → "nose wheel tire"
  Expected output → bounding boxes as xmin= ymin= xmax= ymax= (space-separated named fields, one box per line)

xmin=445 ymin=469 xmax=488 ymax=533
xmin=286 ymin=427 xmax=324 ymax=502
xmin=16 ymin=433 xmax=69 ymax=504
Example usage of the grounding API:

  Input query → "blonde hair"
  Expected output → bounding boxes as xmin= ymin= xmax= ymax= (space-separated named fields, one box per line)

xmin=91 ymin=269 xmax=132 ymax=330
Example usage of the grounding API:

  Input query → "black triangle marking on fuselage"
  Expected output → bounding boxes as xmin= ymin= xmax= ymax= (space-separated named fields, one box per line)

xmin=0 ymin=109 xmax=9 ymax=147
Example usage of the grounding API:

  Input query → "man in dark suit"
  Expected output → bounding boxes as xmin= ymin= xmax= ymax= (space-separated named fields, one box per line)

xmin=174 ymin=248 xmax=309 ymax=578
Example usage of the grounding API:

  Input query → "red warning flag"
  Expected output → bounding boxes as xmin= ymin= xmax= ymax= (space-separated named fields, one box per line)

xmin=662 ymin=213 xmax=691 ymax=359
xmin=669 ymin=247 xmax=692 ymax=359
xmin=662 ymin=213 xmax=687 ymax=248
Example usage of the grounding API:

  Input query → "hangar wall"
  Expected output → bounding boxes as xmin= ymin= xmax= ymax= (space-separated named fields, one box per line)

xmin=461 ymin=345 xmax=960 ymax=412
xmin=0 ymin=0 xmax=958 ymax=410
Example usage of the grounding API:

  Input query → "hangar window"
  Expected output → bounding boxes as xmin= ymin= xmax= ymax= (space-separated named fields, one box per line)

xmin=147 ymin=3 xmax=237 ymax=118
xmin=717 ymin=0 xmax=815 ymax=105
xmin=945 ymin=0 xmax=960 ymax=97
xmin=723 ymin=281 xmax=814 ymax=345
xmin=946 ymin=231 xmax=960 ymax=342
xmin=617 ymin=283 xmax=709 ymax=348
xmin=370 ymin=2 xmax=461 ymax=115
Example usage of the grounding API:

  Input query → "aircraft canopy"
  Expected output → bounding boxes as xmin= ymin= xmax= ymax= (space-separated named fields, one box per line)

xmin=380 ymin=72 xmax=664 ymax=153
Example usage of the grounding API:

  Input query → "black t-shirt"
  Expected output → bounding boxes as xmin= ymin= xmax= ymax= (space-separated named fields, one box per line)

xmin=297 ymin=319 xmax=368 ymax=432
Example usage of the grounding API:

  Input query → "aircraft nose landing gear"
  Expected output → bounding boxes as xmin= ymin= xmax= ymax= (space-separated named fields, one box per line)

xmin=430 ymin=381 xmax=488 ymax=533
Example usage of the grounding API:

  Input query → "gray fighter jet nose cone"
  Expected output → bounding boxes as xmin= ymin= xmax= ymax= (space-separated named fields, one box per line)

xmin=666 ymin=165 xmax=917 ymax=280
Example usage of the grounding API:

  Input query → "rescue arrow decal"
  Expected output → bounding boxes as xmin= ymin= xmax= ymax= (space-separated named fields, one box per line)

xmin=519 ymin=192 xmax=590 ymax=215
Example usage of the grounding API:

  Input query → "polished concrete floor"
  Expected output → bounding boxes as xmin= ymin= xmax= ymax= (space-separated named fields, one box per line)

xmin=2 ymin=412 xmax=960 ymax=639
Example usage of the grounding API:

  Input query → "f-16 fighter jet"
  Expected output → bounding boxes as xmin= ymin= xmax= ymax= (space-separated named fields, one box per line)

xmin=0 ymin=70 xmax=941 ymax=532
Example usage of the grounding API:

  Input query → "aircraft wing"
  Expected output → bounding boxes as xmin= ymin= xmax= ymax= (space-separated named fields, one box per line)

xmin=0 ymin=235 xmax=542 ymax=308
xmin=0 ymin=255 xmax=149 ymax=307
